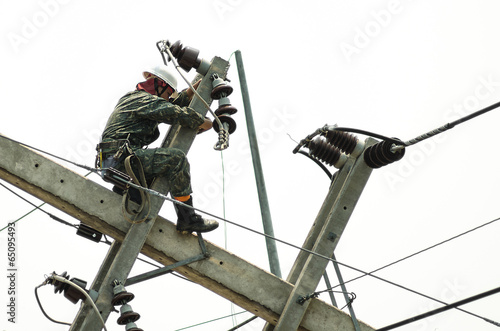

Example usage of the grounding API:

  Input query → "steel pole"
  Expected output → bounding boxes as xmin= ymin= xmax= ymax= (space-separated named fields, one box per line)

xmin=235 ymin=50 xmax=282 ymax=278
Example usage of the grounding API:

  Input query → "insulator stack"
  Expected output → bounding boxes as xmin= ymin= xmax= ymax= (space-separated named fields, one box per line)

xmin=307 ymin=137 xmax=347 ymax=168
xmin=323 ymin=130 xmax=361 ymax=155
xmin=364 ymin=139 xmax=405 ymax=168
xmin=112 ymin=281 xmax=143 ymax=331
xmin=211 ymin=73 xmax=237 ymax=146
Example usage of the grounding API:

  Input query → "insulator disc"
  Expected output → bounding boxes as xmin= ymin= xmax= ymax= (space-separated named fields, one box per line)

xmin=53 ymin=271 xmax=69 ymax=294
xmin=169 ymin=40 xmax=183 ymax=58
xmin=213 ymin=115 xmax=237 ymax=134
xmin=112 ymin=291 xmax=136 ymax=306
xmin=323 ymin=130 xmax=358 ymax=155
xmin=117 ymin=311 xmax=141 ymax=325
xmin=211 ymin=84 xmax=233 ymax=99
xmin=215 ymin=105 xmax=238 ymax=116
xmin=307 ymin=137 xmax=342 ymax=167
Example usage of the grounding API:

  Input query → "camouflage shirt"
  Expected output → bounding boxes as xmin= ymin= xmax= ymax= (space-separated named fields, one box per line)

xmin=101 ymin=90 xmax=204 ymax=149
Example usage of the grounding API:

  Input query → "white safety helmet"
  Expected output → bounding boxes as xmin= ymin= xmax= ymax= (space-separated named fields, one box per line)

xmin=143 ymin=65 xmax=178 ymax=97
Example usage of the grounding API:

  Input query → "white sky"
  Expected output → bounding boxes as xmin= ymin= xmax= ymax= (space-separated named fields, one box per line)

xmin=1 ymin=0 xmax=500 ymax=330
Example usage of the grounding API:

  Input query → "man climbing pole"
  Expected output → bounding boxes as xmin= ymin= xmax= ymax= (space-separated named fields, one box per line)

xmin=97 ymin=64 xmax=219 ymax=233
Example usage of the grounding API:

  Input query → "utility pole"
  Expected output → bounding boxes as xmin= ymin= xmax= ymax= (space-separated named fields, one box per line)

xmin=70 ymin=56 xmax=230 ymax=331
xmin=264 ymin=137 xmax=377 ymax=330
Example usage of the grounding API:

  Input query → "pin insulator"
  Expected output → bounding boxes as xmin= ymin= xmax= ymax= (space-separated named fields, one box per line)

xmin=210 ymin=74 xmax=233 ymax=99
xmin=117 ymin=304 xmax=140 ymax=325
xmin=111 ymin=282 xmax=135 ymax=306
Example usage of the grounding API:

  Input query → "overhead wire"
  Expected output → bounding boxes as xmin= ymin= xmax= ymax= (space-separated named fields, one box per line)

xmin=173 ymin=310 xmax=248 ymax=330
xmin=0 ymin=180 xmax=79 ymax=231
xmin=2 ymin=132 xmax=499 ymax=326
xmin=2 ymin=96 xmax=500 ymax=327
xmin=0 ymin=133 xmax=98 ymax=174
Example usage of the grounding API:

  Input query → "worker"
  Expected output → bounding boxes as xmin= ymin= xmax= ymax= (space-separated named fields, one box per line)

xmin=98 ymin=65 xmax=218 ymax=233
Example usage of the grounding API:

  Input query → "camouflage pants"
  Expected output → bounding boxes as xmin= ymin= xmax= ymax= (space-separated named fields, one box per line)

xmin=121 ymin=147 xmax=192 ymax=197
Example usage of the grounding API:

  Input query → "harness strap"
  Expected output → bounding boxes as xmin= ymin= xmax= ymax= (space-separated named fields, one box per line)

xmin=121 ymin=154 xmax=151 ymax=224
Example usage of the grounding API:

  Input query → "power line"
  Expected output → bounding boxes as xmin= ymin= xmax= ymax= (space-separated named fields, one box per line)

xmin=2 ymin=124 xmax=500 ymax=327
xmin=377 ymin=286 xmax=500 ymax=330
xmin=0 ymin=180 xmax=78 ymax=232
xmin=392 ymin=99 xmax=500 ymax=150
xmin=173 ymin=310 xmax=249 ymax=330
xmin=331 ymin=216 xmax=500 ymax=290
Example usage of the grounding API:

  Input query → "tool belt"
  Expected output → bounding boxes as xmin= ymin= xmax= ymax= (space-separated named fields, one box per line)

xmin=95 ymin=139 xmax=134 ymax=190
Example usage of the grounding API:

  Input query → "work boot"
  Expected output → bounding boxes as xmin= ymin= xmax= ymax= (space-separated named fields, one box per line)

xmin=174 ymin=197 xmax=219 ymax=233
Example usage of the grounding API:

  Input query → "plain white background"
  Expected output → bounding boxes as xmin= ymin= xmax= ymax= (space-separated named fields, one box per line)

xmin=1 ymin=0 xmax=500 ymax=330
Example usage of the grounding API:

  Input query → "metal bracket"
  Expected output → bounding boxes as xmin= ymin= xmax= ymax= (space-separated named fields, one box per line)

xmin=125 ymin=233 xmax=209 ymax=286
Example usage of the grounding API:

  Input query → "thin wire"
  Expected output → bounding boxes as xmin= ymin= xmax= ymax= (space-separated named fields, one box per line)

xmin=35 ymin=282 xmax=72 ymax=327
xmin=0 ymin=181 xmax=78 ymax=231
xmin=173 ymin=310 xmax=248 ymax=330
xmin=0 ymin=134 xmax=98 ymax=173
xmin=402 ymin=99 xmax=500 ymax=147
xmin=220 ymin=150 xmax=238 ymax=326
xmin=320 ymin=216 xmax=500 ymax=325
xmin=111 ymin=174 xmax=500 ymax=326
xmin=49 ymin=274 xmax=108 ymax=331
xmin=331 ymin=216 xmax=500 ymax=290
xmin=3 ymin=132 xmax=499 ymax=325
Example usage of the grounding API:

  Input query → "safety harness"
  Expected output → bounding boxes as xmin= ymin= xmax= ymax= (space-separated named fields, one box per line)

xmin=96 ymin=139 xmax=151 ymax=224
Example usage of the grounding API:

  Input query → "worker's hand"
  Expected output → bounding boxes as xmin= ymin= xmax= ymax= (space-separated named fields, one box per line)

xmin=187 ymin=79 xmax=202 ymax=100
xmin=197 ymin=117 xmax=213 ymax=134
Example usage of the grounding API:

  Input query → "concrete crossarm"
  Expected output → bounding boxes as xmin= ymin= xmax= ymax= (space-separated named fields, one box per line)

xmin=0 ymin=136 xmax=375 ymax=331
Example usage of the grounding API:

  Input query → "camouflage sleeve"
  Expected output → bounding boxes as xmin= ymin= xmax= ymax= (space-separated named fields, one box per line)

xmin=170 ymin=90 xmax=191 ymax=107
xmin=134 ymin=91 xmax=204 ymax=129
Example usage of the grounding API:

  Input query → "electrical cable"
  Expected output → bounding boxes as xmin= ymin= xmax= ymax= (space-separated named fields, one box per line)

xmin=35 ymin=281 xmax=72 ymax=327
xmin=0 ymin=133 xmax=98 ymax=174
xmin=317 ymin=216 xmax=500 ymax=326
xmin=109 ymin=174 xmax=500 ymax=327
xmin=3 ymin=131 xmax=499 ymax=326
xmin=333 ymin=216 xmax=500 ymax=291
xmin=297 ymin=150 xmax=333 ymax=180
xmin=173 ymin=310 xmax=248 ymax=330
xmin=398 ymin=99 xmax=500 ymax=149
xmin=48 ymin=273 xmax=108 ymax=331
xmin=377 ymin=285 xmax=500 ymax=330
xmin=0 ymin=180 xmax=78 ymax=231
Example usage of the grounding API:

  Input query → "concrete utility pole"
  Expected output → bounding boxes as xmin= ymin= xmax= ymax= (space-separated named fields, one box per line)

xmin=69 ymin=56 xmax=230 ymax=330
xmin=264 ymin=138 xmax=376 ymax=331
xmin=0 ymin=134 xmax=376 ymax=330
xmin=0 ymin=65 xmax=381 ymax=331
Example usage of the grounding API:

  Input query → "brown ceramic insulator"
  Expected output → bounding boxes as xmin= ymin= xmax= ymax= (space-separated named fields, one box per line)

xmin=324 ymin=130 xmax=358 ymax=155
xmin=307 ymin=137 xmax=342 ymax=167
